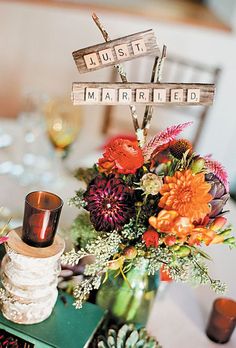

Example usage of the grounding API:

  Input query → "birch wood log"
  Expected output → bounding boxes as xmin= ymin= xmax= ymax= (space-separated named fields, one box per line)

xmin=0 ymin=227 xmax=65 ymax=324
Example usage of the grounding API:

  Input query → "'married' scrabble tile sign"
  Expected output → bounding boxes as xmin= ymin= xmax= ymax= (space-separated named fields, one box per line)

xmin=72 ymin=83 xmax=215 ymax=106
xmin=72 ymin=30 xmax=160 ymax=73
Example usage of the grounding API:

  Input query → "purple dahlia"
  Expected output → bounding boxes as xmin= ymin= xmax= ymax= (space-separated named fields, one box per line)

xmin=84 ymin=175 xmax=134 ymax=232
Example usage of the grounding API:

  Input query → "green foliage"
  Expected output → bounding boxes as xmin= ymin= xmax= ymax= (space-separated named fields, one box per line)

xmin=74 ymin=166 xmax=98 ymax=185
xmin=120 ymin=218 xmax=146 ymax=240
xmin=69 ymin=189 xmax=87 ymax=209
xmin=63 ymin=232 xmax=122 ymax=308
xmin=70 ymin=212 xmax=98 ymax=248
xmin=96 ymin=324 xmax=161 ymax=348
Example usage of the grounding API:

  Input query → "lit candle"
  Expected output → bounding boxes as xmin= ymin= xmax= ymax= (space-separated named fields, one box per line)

xmin=22 ymin=191 xmax=63 ymax=248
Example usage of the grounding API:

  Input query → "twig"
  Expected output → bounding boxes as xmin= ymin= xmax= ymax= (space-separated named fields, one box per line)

xmin=142 ymin=45 xmax=167 ymax=135
xmin=92 ymin=13 xmax=140 ymax=133
xmin=142 ymin=56 xmax=159 ymax=130
xmin=156 ymin=45 xmax=167 ymax=82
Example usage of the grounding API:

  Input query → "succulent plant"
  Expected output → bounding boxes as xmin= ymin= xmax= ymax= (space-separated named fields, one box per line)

xmin=96 ymin=323 xmax=161 ymax=348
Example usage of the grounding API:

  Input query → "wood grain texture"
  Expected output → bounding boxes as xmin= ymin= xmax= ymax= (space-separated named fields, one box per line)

xmin=73 ymin=29 xmax=160 ymax=73
xmin=7 ymin=227 xmax=65 ymax=259
xmin=0 ymin=228 xmax=65 ymax=324
xmin=72 ymin=82 xmax=215 ymax=106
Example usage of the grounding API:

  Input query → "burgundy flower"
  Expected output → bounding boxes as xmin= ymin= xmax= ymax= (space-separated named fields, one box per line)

xmin=84 ymin=175 xmax=134 ymax=232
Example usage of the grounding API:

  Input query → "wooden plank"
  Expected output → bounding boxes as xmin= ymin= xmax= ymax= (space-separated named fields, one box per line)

xmin=72 ymin=29 xmax=160 ymax=73
xmin=6 ymin=227 xmax=65 ymax=258
xmin=71 ymin=82 xmax=215 ymax=106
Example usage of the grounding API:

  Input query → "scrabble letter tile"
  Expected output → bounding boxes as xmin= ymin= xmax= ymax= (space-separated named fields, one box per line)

xmin=85 ymin=88 xmax=100 ymax=102
xmin=102 ymin=89 xmax=116 ymax=103
xmin=114 ymin=44 xmax=130 ymax=59
xmin=84 ymin=53 xmax=100 ymax=69
xmin=131 ymin=39 xmax=147 ymax=55
xmin=119 ymin=89 xmax=132 ymax=103
xmin=99 ymin=48 xmax=115 ymax=65
xmin=170 ymin=89 xmax=184 ymax=102
xmin=187 ymin=89 xmax=200 ymax=103
xmin=136 ymin=89 xmax=150 ymax=102
xmin=153 ymin=89 xmax=167 ymax=103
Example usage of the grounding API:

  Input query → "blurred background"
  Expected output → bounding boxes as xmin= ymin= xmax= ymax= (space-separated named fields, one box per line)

xmin=1 ymin=0 xmax=236 ymax=229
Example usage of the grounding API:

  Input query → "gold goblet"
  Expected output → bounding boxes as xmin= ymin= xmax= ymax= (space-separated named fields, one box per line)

xmin=44 ymin=97 xmax=82 ymax=187
xmin=44 ymin=97 xmax=82 ymax=159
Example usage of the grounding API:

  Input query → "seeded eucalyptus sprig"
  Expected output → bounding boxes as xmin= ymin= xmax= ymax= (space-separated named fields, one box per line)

xmin=68 ymin=189 xmax=87 ymax=209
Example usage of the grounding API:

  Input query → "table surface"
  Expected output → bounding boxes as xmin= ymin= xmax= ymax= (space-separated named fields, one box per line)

xmin=0 ymin=118 xmax=236 ymax=347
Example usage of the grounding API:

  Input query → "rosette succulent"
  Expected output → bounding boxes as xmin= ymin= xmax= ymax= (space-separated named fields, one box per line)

xmin=84 ymin=175 xmax=134 ymax=232
xmin=96 ymin=324 xmax=161 ymax=348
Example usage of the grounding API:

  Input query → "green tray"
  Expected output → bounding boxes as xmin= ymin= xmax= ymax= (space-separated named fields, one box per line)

xmin=0 ymin=292 xmax=105 ymax=348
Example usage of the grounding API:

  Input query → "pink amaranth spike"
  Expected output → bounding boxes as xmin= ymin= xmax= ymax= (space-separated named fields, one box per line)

xmin=142 ymin=122 xmax=193 ymax=162
xmin=0 ymin=236 xmax=8 ymax=244
xmin=205 ymin=157 xmax=229 ymax=192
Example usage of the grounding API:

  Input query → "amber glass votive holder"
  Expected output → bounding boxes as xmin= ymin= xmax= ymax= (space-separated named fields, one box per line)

xmin=22 ymin=191 xmax=63 ymax=248
xmin=206 ymin=298 xmax=236 ymax=344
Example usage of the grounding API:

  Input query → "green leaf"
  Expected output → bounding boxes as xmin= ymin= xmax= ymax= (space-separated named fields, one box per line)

xmin=98 ymin=340 xmax=109 ymax=348
xmin=108 ymin=329 xmax=117 ymax=348
xmin=117 ymin=324 xmax=130 ymax=348
xmin=69 ymin=212 xmax=97 ymax=248
xmin=192 ymin=247 xmax=212 ymax=261
xmin=136 ymin=339 xmax=145 ymax=347
xmin=74 ymin=166 xmax=98 ymax=184
xmin=125 ymin=330 xmax=139 ymax=348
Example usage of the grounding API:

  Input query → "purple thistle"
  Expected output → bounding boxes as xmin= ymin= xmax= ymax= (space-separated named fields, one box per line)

xmin=205 ymin=173 xmax=230 ymax=218
xmin=84 ymin=175 xmax=134 ymax=232
xmin=143 ymin=122 xmax=192 ymax=162
xmin=205 ymin=157 xmax=229 ymax=192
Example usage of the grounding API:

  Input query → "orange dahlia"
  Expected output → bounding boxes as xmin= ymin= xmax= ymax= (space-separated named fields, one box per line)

xmin=159 ymin=169 xmax=212 ymax=222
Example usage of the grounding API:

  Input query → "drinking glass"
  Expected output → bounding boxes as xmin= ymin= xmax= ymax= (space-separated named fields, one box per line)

xmin=44 ymin=97 xmax=82 ymax=160
xmin=44 ymin=97 xmax=82 ymax=187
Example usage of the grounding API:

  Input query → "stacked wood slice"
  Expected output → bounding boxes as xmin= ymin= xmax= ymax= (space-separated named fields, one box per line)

xmin=0 ymin=228 xmax=65 ymax=324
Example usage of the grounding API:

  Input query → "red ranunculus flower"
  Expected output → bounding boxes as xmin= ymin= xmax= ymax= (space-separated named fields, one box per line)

xmin=142 ymin=229 xmax=159 ymax=248
xmin=98 ymin=137 xmax=144 ymax=174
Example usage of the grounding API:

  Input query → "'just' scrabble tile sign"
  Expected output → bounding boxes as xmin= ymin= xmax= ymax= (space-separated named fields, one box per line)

xmin=72 ymin=83 xmax=215 ymax=106
xmin=73 ymin=29 xmax=160 ymax=73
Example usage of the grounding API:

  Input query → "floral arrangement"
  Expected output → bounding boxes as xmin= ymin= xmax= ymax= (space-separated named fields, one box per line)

xmin=62 ymin=121 xmax=235 ymax=308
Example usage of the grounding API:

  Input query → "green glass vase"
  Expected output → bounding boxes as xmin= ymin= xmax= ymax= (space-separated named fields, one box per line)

xmin=96 ymin=261 xmax=159 ymax=327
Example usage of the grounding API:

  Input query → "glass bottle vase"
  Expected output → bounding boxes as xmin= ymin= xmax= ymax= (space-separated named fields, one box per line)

xmin=96 ymin=260 xmax=159 ymax=327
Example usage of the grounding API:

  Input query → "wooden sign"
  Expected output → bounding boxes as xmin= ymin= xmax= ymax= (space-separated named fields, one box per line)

xmin=71 ymin=82 xmax=215 ymax=106
xmin=73 ymin=29 xmax=160 ymax=73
